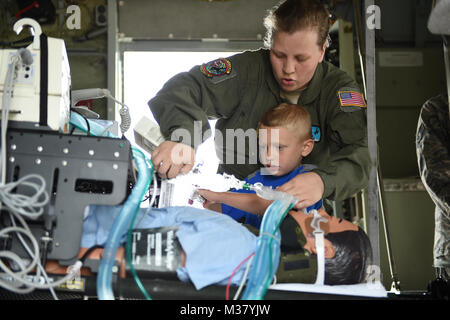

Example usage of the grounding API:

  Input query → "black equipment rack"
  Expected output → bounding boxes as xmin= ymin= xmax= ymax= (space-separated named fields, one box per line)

xmin=2 ymin=128 xmax=133 ymax=266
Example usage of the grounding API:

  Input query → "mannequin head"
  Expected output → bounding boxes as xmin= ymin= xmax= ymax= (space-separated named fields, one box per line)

xmin=290 ymin=209 xmax=373 ymax=285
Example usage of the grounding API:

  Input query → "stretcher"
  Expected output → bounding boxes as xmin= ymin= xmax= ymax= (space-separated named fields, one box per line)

xmin=0 ymin=246 xmax=432 ymax=301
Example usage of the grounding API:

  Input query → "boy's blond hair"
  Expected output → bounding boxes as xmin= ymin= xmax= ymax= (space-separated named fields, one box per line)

xmin=258 ymin=103 xmax=312 ymax=141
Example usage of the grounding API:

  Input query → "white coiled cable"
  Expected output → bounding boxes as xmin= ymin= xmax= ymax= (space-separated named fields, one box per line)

xmin=104 ymin=92 xmax=131 ymax=135
xmin=71 ymin=88 xmax=132 ymax=135
xmin=118 ymin=104 xmax=131 ymax=134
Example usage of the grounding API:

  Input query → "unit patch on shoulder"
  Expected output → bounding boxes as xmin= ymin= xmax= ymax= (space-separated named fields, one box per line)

xmin=200 ymin=58 xmax=231 ymax=77
xmin=337 ymin=88 xmax=367 ymax=112
xmin=200 ymin=58 xmax=235 ymax=84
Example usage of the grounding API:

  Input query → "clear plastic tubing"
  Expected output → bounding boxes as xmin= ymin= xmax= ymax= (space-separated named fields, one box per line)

xmin=97 ymin=148 xmax=152 ymax=300
xmin=241 ymin=196 xmax=295 ymax=300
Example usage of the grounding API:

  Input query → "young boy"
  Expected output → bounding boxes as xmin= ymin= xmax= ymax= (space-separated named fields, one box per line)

xmin=198 ymin=103 xmax=323 ymax=228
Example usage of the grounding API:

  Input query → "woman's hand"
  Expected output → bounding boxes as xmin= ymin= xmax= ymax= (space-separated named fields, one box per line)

xmin=277 ymin=172 xmax=324 ymax=210
xmin=151 ymin=141 xmax=195 ymax=179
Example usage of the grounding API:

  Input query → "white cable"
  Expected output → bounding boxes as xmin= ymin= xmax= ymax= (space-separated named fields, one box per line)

xmin=0 ymin=196 xmax=68 ymax=296
xmin=0 ymin=210 xmax=58 ymax=298
xmin=1 ymin=259 xmax=81 ymax=290
xmin=1 ymin=52 xmax=19 ymax=185
xmin=7 ymin=211 xmax=59 ymax=299
xmin=71 ymin=88 xmax=131 ymax=134
xmin=0 ymin=251 xmax=35 ymax=294
xmin=233 ymin=254 xmax=254 ymax=300
xmin=0 ymin=222 xmax=81 ymax=291
xmin=0 ymin=50 xmax=60 ymax=298
xmin=105 ymin=92 xmax=131 ymax=134
xmin=148 ymin=172 xmax=158 ymax=208
xmin=0 ymin=226 xmax=41 ymax=283
xmin=0 ymin=174 xmax=49 ymax=219
xmin=118 ymin=105 xmax=131 ymax=134
xmin=0 ymin=58 xmax=48 ymax=294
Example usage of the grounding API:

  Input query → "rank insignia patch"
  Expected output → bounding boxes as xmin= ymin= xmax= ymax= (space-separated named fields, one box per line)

xmin=338 ymin=90 xmax=367 ymax=109
xmin=200 ymin=58 xmax=232 ymax=78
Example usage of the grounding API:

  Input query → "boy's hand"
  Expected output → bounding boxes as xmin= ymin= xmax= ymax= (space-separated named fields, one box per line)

xmin=277 ymin=172 xmax=324 ymax=210
xmin=197 ymin=189 xmax=223 ymax=212
xmin=197 ymin=189 xmax=222 ymax=203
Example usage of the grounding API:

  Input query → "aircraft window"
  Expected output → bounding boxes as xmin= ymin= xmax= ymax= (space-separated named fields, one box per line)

xmin=124 ymin=51 xmax=241 ymax=173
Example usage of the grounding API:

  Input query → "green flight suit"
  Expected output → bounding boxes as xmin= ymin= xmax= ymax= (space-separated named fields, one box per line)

xmin=148 ymin=49 xmax=370 ymax=201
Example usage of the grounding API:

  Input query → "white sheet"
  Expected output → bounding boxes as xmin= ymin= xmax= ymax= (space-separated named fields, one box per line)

xmin=269 ymin=281 xmax=387 ymax=298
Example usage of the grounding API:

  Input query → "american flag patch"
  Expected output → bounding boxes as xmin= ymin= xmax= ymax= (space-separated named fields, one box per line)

xmin=338 ymin=91 xmax=366 ymax=108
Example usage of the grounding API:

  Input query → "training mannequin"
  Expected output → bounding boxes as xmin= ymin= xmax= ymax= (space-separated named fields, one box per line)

xmin=82 ymin=205 xmax=372 ymax=288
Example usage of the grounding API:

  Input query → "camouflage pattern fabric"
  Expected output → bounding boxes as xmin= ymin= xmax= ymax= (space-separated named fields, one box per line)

xmin=416 ymin=93 xmax=450 ymax=275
